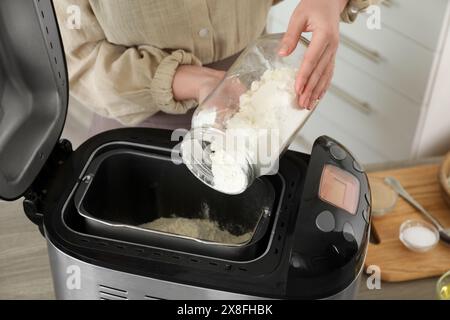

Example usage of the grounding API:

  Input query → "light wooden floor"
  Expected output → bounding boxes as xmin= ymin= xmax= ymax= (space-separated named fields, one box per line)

xmin=0 ymin=200 xmax=438 ymax=300
xmin=0 ymin=200 xmax=54 ymax=299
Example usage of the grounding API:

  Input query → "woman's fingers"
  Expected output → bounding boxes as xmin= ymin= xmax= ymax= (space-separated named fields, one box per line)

xmin=295 ymin=31 xmax=330 ymax=95
xmin=298 ymin=45 xmax=335 ymax=109
xmin=279 ymin=12 xmax=306 ymax=56
xmin=312 ymin=55 xmax=335 ymax=103
xmin=281 ymin=0 xmax=342 ymax=109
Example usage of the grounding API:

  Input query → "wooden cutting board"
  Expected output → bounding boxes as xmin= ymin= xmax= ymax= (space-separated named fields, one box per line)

xmin=365 ymin=164 xmax=450 ymax=282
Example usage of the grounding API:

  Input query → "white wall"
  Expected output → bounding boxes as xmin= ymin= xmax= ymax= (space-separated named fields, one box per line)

xmin=414 ymin=7 xmax=450 ymax=157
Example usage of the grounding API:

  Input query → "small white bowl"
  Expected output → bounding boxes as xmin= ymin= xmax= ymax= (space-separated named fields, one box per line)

xmin=399 ymin=219 xmax=439 ymax=253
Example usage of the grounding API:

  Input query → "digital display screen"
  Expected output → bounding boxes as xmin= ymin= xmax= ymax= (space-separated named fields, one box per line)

xmin=327 ymin=178 xmax=347 ymax=207
xmin=319 ymin=165 xmax=360 ymax=214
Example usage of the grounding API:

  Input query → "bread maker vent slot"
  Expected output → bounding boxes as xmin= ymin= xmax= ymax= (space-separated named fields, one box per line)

xmin=98 ymin=285 xmax=128 ymax=300
xmin=144 ymin=295 xmax=163 ymax=300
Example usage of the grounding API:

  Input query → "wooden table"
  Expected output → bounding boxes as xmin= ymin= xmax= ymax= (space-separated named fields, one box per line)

xmin=0 ymin=158 xmax=444 ymax=300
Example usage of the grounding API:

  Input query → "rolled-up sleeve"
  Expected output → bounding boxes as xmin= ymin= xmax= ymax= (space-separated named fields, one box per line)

xmin=341 ymin=0 xmax=383 ymax=23
xmin=54 ymin=0 xmax=201 ymax=126
xmin=150 ymin=50 xmax=201 ymax=115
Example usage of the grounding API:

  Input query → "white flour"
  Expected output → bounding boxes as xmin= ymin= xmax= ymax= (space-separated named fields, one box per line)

xmin=210 ymin=67 xmax=311 ymax=193
xmin=140 ymin=217 xmax=252 ymax=244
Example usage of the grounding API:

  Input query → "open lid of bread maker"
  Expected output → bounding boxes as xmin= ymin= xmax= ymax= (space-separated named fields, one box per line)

xmin=0 ymin=0 xmax=68 ymax=200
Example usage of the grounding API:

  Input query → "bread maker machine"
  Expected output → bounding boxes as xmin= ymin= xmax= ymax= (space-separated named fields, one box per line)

xmin=0 ymin=0 xmax=372 ymax=300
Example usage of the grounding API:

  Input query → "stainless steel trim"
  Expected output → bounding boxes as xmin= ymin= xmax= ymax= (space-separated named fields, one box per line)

xmin=46 ymin=239 xmax=263 ymax=300
xmin=46 ymin=239 xmax=362 ymax=300
xmin=76 ymin=141 xmax=174 ymax=180
xmin=329 ymin=85 xmax=373 ymax=115
xmin=340 ymin=34 xmax=382 ymax=64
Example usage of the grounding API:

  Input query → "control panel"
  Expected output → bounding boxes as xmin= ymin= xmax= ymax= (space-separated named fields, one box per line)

xmin=289 ymin=136 xmax=371 ymax=276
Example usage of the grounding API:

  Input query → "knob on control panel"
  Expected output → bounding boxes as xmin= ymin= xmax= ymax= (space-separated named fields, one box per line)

xmin=330 ymin=144 xmax=347 ymax=161
xmin=315 ymin=210 xmax=335 ymax=232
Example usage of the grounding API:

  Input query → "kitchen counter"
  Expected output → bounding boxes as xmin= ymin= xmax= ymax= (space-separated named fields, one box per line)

xmin=0 ymin=157 xmax=445 ymax=300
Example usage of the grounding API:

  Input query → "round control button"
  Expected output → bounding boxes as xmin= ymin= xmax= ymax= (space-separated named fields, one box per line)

xmin=343 ymin=222 xmax=355 ymax=242
xmin=316 ymin=210 xmax=335 ymax=232
xmin=353 ymin=160 xmax=364 ymax=173
xmin=330 ymin=145 xmax=347 ymax=161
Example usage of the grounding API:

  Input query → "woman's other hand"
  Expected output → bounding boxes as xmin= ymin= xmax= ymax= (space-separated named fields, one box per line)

xmin=279 ymin=0 xmax=349 ymax=109
xmin=173 ymin=65 xmax=225 ymax=104
xmin=173 ymin=65 xmax=246 ymax=125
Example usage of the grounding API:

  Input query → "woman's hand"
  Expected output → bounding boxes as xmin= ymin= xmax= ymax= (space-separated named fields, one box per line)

xmin=173 ymin=65 xmax=225 ymax=104
xmin=174 ymin=65 xmax=250 ymax=128
xmin=279 ymin=0 xmax=348 ymax=109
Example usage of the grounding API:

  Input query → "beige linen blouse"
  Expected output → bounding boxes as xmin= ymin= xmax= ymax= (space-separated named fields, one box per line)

xmin=54 ymin=0 xmax=376 ymax=125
